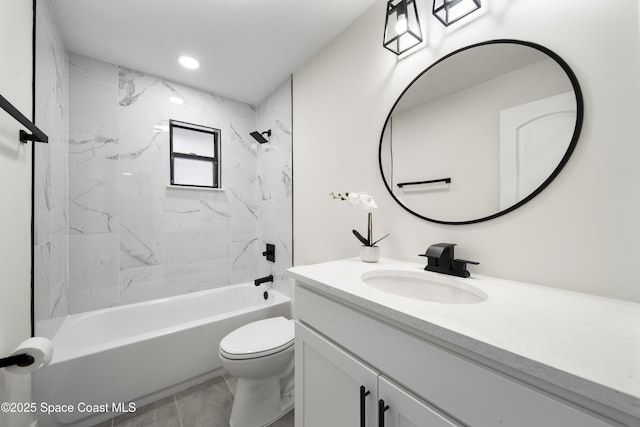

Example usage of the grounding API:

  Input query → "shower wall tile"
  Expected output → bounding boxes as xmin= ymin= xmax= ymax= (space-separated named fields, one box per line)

xmin=50 ymin=235 xmax=67 ymax=288
xmin=229 ymin=130 xmax=259 ymax=243
xmin=36 ymin=3 xmax=68 ymax=151
xmin=34 ymin=145 xmax=51 ymax=245
xmin=64 ymin=54 xmax=290 ymax=314
xmin=199 ymin=258 xmax=232 ymax=290
xmin=34 ymin=0 xmax=69 ymax=338
xmin=119 ymin=168 xmax=163 ymax=269
xmin=164 ymin=264 xmax=200 ymax=297
xmin=256 ymin=79 xmax=294 ymax=299
xmin=163 ymin=230 xmax=202 ymax=295
xmin=120 ymin=265 xmax=164 ymax=305
xmin=164 ymin=231 xmax=200 ymax=267
xmin=68 ymin=157 xmax=119 ymax=234
xmin=117 ymin=65 xmax=259 ymax=293
xmin=69 ymin=53 xmax=119 ymax=86
xmin=49 ymin=279 xmax=68 ymax=332
xmin=200 ymin=229 xmax=232 ymax=261
xmin=35 ymin=24 xmax=293 ymax=320
xmin=200 ymin=192 xmax=231 ymax=229
xmin=230 ymin=190 xmax=258 ymax=241
xmin=164 ymin=189 xmax=201 ymax=232
xmin=50 ymin=147 xmax=69 ymax=237
xmin=34 ymin=242 xmax=51 ymax=326
xmin=68 ymin=72 xmax=119 ymax=235
xmin=68 ymin=233 xmax=120 ymax=313
xmin=34 ymin=9 xmax=54 ymax=247
xmin=231 ymin=238 xmax=259 ymax=284
xmin=200 ymin=193 xmax=232 ymax=290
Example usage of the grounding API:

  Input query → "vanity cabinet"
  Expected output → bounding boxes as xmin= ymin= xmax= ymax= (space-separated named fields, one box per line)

xmin=296 ymin=322 xmax=460 ymax=427
xmin=295 ymin=322 xmax=377 ymax=427
xmin=378 ymin=376 xmax=460 ymax=427
xmin=294 ymin=285 xmax=625 ymax=427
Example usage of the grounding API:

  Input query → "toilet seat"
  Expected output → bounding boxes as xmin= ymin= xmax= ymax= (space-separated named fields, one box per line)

xmin=220 ymin=317 xmax=294 ymax=360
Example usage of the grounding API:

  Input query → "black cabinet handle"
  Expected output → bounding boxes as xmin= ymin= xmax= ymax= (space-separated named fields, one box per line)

xmin=360 ymin=386 xmax=371 ymax=427
xmin=378 ymin=399 xmax=390 ymax=427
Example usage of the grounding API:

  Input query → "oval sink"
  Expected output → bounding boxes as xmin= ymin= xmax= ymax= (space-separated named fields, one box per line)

xmin=361 ymin=270 xmax=487 ymax=304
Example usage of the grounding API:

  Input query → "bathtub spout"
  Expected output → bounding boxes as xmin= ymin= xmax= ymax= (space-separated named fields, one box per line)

xmin=254 ymin=275 xmax=274 ymax=286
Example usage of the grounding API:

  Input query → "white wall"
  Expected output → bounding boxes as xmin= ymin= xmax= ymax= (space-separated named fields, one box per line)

xmin=293 ymin=0 xmax=640 ymax=302
xmin=0 ymin=1 xmax=35 ymax=425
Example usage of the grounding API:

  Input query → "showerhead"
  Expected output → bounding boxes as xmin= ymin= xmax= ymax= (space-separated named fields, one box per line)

xmin=250 ymin=129 xmax=271 ymax=144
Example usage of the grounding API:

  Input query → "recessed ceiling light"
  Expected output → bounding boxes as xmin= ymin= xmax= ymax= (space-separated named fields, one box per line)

xmin=169 ymin=96 xmax=184 ymax=104
xmin=178 ymin=55 xmax=200 ymax=69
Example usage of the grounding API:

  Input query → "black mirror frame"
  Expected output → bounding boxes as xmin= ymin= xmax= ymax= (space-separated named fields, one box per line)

xmin=378 ymin=39 xmax=584 ymax=225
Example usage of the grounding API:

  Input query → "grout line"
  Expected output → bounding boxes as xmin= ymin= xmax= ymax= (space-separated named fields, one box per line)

xmin=174 ymin=394 xmax=183 ymax=427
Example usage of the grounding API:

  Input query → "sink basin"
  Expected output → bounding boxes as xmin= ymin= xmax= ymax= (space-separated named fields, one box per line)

xmin=361 ymin=270 xmax=487 ymax=304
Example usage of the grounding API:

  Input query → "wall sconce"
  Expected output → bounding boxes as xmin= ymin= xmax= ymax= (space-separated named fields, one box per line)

xmin=383 ymin=0 xmax=423 ymax=55
xmin=433 ymin=0 xmax=481 ymax=27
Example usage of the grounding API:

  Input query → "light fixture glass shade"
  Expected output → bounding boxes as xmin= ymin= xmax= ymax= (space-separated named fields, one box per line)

xmin=433 ymin=0 xmax=481 ymax=27
xmin=383 ymin=0 xmax=423 ymax=55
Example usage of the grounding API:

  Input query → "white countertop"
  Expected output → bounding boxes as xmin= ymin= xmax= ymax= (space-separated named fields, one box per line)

xmin=287 ymin=257 xmax=640 ymax=419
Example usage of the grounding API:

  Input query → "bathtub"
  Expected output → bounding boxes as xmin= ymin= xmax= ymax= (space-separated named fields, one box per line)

xmin=33 ymin=283 xmax=291 ymax=427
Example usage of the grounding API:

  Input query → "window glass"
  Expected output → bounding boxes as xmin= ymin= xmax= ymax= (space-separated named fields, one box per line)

xmin=172 ymin=126 xmax=215 ymax=157
xmin=170 ymin=120 xmax=221 ymax=188
xmin=173 ymin=157 xmax=215 ymax=187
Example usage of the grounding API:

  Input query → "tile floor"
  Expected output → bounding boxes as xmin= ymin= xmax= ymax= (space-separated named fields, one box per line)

xmin=92 ymin=375 xmax=294 ymax=427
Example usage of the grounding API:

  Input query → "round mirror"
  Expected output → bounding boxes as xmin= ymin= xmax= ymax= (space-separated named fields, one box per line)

xmin=379 ymin=40 xmax=583 ymax=224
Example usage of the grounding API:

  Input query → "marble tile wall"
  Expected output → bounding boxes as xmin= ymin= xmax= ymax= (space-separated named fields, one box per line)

xmin=67 ymin=54 xmax=289 ymax=313
xmin=34 ymin=0 xmax=69 ymax=338
xmin=256 ymin=79 xmax=294 ymax=299
xmin=67 ymin=54 xmax=120 ymax=312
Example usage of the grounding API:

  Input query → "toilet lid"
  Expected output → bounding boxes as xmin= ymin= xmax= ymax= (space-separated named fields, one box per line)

xmin=219 ymin=317 xmax=294 ymax=360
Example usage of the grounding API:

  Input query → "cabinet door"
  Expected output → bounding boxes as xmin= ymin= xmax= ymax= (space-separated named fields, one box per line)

xmin=296 ymin=322 xmax=379 ymax=427
xmin=378 ymin=376 xmax=461 ymax=427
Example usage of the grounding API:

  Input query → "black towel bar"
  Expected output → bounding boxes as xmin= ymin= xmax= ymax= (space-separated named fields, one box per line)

xmin=0 ymin=93 xmax=48 ymax=143
xmin=397 ymin=177 xmax=451 ymax=188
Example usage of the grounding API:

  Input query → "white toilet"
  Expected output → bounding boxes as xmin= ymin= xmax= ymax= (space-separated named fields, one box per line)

xmin=219 ymin=316 xmax=295 ymax=427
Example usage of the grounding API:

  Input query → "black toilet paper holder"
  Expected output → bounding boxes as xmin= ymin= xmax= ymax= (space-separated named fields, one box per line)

xmin=0 ymin=353 xmax=34 ymax=369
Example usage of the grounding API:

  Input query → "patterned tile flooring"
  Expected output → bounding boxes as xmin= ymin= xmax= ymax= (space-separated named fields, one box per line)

xmin=93 ymin=375 xmax=294 ymax=427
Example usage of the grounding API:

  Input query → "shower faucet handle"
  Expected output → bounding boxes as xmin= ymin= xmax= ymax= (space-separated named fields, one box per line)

xmin=262 ymin=243 xmax=276 ymax=262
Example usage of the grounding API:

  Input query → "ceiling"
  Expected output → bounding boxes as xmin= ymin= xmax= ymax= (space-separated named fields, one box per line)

xmin=49 ymin=0 xmax=379 ymax=105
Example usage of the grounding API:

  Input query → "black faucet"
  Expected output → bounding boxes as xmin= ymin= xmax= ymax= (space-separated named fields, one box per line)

xmin=419 ymin=243 xmax=478 ymax=278
xmin=254 ymin=274 xmax=274 ymax=286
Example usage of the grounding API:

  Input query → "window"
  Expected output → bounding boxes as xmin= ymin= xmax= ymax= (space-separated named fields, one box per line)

xmin=169 ymin=120 xmax=221 ymax=188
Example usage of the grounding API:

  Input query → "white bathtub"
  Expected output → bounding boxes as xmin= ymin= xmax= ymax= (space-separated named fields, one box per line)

xmin=33 ymin=283 xmax=291 ymax=427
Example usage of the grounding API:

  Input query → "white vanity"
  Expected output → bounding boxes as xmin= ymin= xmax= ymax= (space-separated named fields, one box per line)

xmin=288 ymin=258 xmax=640 ymax=427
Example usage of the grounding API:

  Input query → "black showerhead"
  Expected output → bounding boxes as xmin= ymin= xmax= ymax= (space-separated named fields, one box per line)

xmin=250 ymin=129 xmax=271 ymax=144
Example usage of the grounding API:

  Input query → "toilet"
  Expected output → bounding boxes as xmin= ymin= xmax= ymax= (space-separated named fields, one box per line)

xmin=219 ymin=316 xmax=295 ymax=427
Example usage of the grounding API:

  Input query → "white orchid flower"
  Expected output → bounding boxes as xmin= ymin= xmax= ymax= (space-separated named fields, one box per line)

xmin=330 ymin=191 xmax=389 ymax=247
xmin=347 ymin=192 xmax=360 ymax=207
xmin=337 ymin=192 xmax=378 ymax=210
xmin=358 ymin=192 xmax=378 ymax=210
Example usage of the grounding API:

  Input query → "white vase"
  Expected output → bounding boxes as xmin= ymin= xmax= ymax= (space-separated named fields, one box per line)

xmin=360 ymin=245 xmax=380 ymax=263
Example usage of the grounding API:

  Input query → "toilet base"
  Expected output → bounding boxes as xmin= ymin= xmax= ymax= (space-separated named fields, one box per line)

xmin=229 ymin=368 xmax=294 ymax=427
